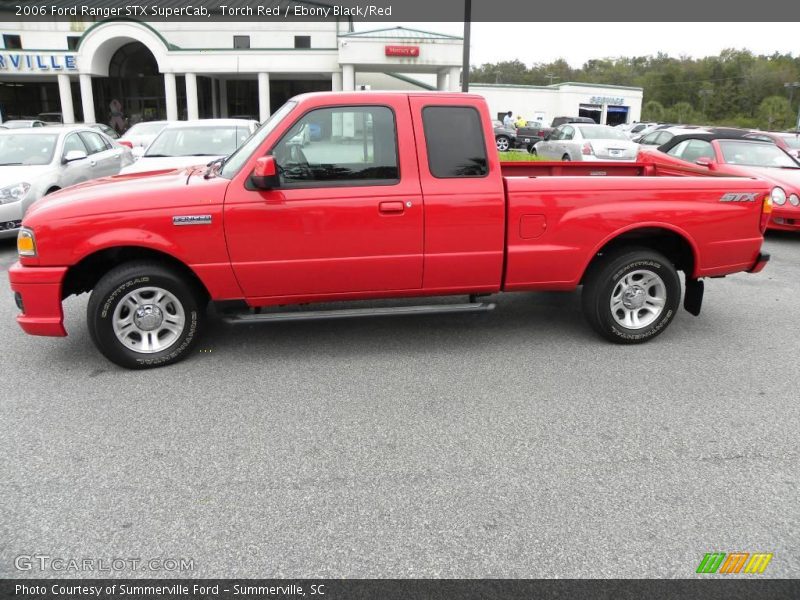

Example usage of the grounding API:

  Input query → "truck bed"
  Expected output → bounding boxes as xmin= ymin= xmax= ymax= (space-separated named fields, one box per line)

xmin=499 ymin=161 xmax=769 ymax=290
xmin=500 ymin=161 xmax=657 ymax=178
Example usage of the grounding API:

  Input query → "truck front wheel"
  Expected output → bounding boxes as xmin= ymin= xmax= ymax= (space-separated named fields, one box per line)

xmin=87 ymin=262 xmax=206 ymax=369
xmin=582 ymin=248 xmax=681 ymax=344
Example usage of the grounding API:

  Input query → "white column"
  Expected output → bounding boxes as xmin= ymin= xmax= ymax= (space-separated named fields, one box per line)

xmin=219 ymin=79 xmax=228 ymax=118
xmin=331 ymin=71 xmax=342 ymax=92
xmin=57 ymin=74 xmax=75 ymax=124
xmin=185 ymin=73 xmax=199 ymax=120
xmin=600 ymin=104 xmax=608 ymax=125
xmin=211 ymin=78 xmax=218 ymax=118
xmin=436 ymin=71 xmax=448 ymax=91
xmin=164 ymin=72 xmax=178 ymax=121
xmin=79 ymin=74 xmax=95 ymax=123
xmin=448 ymin=67 xmax=461 ymax=92
xmin=342 ymin=64 xmax=355 ymax=91
xmin=258 ymin=72 xmax=270 ymax=122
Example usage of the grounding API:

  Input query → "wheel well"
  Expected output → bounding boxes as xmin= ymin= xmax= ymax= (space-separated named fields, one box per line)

xmin=61 ymin=246 xmax=210 ymax=300
xmin=582 ymin=228 xmax=696 ymax=282
xmin=46 ymin=186 xmax=60 ymax=195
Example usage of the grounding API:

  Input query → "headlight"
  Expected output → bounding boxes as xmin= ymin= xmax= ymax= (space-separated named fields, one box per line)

xmin=0 ymin=182 xmax=31 ymax=205
xmin=17 ymin=228 xmax=36 ymax=257
xmin=789 ymin=194 xmax=800 ymax=207
xmin=771 ymin=187 xmax=786 ymax=206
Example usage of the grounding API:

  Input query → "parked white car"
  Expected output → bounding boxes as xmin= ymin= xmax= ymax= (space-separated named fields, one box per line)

xmin=118 ymin=120 xmax=169 ymax=152
xmin=120 ymin=119 xmax=259 ymax=174
xmin=531 ymin=123 xmax=639 ymax=161
xmin=625 ymin=121 xmax=659 ymax=139
xmin=0 ymin=126 xmax=133 ymax=238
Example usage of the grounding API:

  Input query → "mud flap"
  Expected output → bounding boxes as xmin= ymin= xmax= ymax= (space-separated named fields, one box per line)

xmin=684 ymin=278 xmax=704 ymax=316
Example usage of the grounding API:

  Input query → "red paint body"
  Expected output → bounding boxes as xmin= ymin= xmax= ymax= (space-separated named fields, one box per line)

xmin=8 ymin=92 xmax=770 ymax=337
xmin=638 ymin=144 xmax=800 ymax=232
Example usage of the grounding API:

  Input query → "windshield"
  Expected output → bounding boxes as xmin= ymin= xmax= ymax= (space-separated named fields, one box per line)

xmin=126 ymin=122 xmax=166 ymax=137
xmin=579 ymin=126 xmax=629 ymax=141
xmin=0 ymin=133 xmax=58 ymax=165
xmin=145 ymin=125 xmax=250 ymax=157
xmin=719 ymin=140 xmax=799 ymax=168
xmin=219 ymin=101 xmax=297 ymax=179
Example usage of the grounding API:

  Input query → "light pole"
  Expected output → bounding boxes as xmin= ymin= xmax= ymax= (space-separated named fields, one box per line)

xmin=698 ymin=89 xmax=713 ymax=117
xmin=784 ymin=82 xmax=800 ymax=131
xmin=461 ymin=0 xmax=471 ymax=93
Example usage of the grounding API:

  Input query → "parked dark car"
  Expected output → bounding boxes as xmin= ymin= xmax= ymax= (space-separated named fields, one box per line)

xmin=492 ymin=120 xmax=517 ymax=152
xmin=521 ymin=116 xmax=596 ymax=152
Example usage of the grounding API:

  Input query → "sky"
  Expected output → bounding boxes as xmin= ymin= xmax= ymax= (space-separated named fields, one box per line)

xmin=358 ymin=22 xmax=800 ymax=67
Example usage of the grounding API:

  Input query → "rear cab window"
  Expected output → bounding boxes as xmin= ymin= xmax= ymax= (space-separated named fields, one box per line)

xmin=421 ymin=106 xmax=488 ymax=178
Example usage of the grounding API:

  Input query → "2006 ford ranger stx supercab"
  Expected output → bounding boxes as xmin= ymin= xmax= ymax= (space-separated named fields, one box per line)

xmin=8 ymin=92 xmax=772 ymax=368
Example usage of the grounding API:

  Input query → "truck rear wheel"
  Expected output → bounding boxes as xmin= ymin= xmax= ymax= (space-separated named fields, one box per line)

xmin=87 ymin=261 xmax=206 ymax=369
xmin=581 ymin=248 xmax=681 ymax=344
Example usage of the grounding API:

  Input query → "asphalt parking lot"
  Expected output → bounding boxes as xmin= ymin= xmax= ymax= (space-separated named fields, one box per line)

xmin=0 ymin=233 xmax=798 ymax=579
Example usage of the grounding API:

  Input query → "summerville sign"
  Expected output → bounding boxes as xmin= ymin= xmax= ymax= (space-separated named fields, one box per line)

xmin=0 ymin=53 xmax=77 ymax=71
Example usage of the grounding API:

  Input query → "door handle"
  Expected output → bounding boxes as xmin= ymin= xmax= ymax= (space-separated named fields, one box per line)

xmin=379 ymin=201 xmax=405 ymax=214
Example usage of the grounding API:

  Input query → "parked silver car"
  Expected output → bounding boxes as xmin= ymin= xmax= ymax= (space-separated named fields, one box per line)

xmin=120 ymin=119 xmax=258 ymax=174
xmin=531 ymin=123 xmax=639 ymax=161
xmin=0 ymin=126 xmax=134 ymax=238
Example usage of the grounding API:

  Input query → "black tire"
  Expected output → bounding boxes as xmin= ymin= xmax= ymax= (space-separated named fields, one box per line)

xmin=87 ymin=261 xmax=206 ymax=369
xmin=496 ymin=135 xmax=511 ymax=152
xmin=581 ymin=248 xmax=681 ymax=344
xmin=529 ymin=147 xmax=538 ymax=156
xmin=561 ymin=154 xmax=571 ymax=161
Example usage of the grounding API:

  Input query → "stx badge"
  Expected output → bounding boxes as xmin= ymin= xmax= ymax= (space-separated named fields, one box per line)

xmin=720 ymin=192 xmax=759 ymax=202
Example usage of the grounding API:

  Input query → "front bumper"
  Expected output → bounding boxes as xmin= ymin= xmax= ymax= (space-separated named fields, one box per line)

xmin=0 ymin=200 xmax=24 ymax=238
xmin=768 ymin=207 xmax=800 ymax=231
xmin=7 ymin=261 xmax=68 ymax=336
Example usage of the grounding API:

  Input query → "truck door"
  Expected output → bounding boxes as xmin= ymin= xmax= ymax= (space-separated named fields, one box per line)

xmin=223 ymin=99 xmax=424 ymax=299
xmin=408 ymin=96 xmax=506 ymax=292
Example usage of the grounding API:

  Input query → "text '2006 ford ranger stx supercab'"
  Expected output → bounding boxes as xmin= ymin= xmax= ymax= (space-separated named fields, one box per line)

xmin=9 ymin=92 xmax=772 ymax=368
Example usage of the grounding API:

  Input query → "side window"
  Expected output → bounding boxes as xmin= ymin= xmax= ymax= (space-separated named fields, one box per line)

xmin=271 ymin=105 xmax=398 ymax=186
xmin=667 ymin=139 xmax=691 ymax=157
xmin=561 ymin=126 xmax=575 ymax=140
xmin=62 ymin=133 xmax=87 ymax=157
xmin=680 ymin=139 xmax=714 ymax=163
xmin=79 ymin=132 xmax=108 ymax=155
xmin=422 ymin=105 xmax=488 ymax=178
xmin=654 ymin=132 xmax=672 ymax=146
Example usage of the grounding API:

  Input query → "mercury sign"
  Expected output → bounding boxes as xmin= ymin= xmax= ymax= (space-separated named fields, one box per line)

xmin=385 ymin=46 xmax=420 ymax=57
xmin=0 ymin=54 xmax=77 ymax=72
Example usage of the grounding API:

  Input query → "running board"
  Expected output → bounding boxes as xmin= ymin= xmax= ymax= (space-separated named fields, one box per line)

xmin=222 ymin=302 xmax=496 ymax=324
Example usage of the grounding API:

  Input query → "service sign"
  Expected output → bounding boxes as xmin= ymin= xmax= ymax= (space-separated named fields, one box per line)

xmin=385 ymin=45 xmax=420 ymax=57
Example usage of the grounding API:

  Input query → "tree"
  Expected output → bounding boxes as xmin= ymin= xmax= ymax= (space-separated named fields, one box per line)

xmin=758 ymin=95 xmax=793 ymax=130
xmin=666 ymin=102 xmax=697 ymax=124
xmin=642 ymin=100 xmax=664 ymax=121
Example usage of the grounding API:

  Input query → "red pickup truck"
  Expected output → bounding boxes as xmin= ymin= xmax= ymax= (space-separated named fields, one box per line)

xmin=9 ymin=92 xmax=772 ymax=368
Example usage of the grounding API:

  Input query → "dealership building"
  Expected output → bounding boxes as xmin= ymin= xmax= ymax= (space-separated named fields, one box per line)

xmin=0 ymin=11 xmax=642 ymax=127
